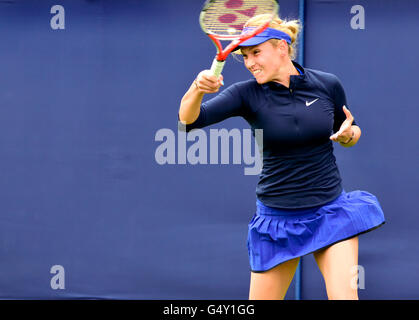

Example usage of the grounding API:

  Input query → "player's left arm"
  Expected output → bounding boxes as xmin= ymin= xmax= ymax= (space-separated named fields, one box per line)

xmin=330 ymin=75 xmax=361 ymax=148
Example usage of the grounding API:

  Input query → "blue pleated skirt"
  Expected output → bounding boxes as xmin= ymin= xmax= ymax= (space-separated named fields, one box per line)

xmin=247 ymin=190 xmax=385 ymax=272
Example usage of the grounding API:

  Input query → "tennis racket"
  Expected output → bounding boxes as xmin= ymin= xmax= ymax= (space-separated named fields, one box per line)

xmin=199 ymin=0 xmax=279 ymax=77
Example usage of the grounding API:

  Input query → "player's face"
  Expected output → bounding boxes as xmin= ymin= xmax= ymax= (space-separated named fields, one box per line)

xmin=241 ymin=40 xmax=287 ymax=84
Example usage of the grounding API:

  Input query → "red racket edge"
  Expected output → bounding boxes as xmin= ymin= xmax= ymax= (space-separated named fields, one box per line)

xmin=209 ymin=20 xmax=271 ymax=62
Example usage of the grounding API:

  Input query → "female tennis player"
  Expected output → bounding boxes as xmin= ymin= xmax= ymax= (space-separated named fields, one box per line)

xmin=178 ymin=14 xmax=385 ymax=300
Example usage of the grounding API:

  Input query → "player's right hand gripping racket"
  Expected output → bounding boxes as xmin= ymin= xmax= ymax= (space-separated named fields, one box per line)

xmin=199 ymin=0 xmax=279 ymax=77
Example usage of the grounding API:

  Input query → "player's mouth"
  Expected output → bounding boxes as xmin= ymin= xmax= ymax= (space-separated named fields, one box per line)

xmin=252 ymin=69 xmax=262 ymax=77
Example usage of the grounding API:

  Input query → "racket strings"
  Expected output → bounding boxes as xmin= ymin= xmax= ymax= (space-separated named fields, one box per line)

xmin=202 ymin=0 xmax=277 ymax=36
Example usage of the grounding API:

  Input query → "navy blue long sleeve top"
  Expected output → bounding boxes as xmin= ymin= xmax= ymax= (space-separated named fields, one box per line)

xmin=183 ymin=62 xmax=357 ymax=209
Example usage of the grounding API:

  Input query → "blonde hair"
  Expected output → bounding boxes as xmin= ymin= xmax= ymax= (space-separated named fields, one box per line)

xmin=237 ymin=14 xmax=301 ymax=59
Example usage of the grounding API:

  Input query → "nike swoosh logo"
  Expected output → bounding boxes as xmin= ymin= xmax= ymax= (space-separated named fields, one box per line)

xmin=306 ymin=98 xmax=319 ymax=107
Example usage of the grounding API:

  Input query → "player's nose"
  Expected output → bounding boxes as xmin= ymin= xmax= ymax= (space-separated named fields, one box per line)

xmin=245 ymin=58 xmax=255 ymax=70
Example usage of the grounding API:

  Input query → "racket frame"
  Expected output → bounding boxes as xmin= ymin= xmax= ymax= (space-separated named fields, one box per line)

xmin=199 ymin=0 xmax=279 ymax=76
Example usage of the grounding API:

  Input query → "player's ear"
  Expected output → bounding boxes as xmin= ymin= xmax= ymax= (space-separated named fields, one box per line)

xmin=276 ymin=39 xmax=290 ymax=58
xmin=270 ymin=39 xmax=284 ymax=53
xmin=278 ymin=39 xmax=288 ymax=52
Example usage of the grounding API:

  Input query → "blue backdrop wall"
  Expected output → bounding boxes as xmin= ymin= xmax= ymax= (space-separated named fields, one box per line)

xmin=0 ymin=0 xmax=417 ymax=299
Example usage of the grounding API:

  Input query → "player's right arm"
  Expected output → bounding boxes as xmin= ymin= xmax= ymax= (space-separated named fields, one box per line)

xmin=179 ymin=70 xmax=223 ymax=125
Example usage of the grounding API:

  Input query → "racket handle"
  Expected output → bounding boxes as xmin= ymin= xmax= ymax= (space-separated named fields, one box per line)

xmin=210 ymin=58 xmax=225 ymax=78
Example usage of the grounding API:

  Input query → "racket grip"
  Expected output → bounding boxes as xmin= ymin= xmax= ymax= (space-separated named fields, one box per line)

xmin=210 ymin=58 xmax=225 ymax=78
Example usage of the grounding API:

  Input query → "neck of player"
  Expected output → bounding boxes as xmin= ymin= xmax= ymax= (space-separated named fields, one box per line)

xmin=271 ymin=58 xmax=299 ymax=88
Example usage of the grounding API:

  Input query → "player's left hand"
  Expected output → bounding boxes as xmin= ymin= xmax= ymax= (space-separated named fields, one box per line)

xmin=330 ymin=106 xmax=354 ymax=143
